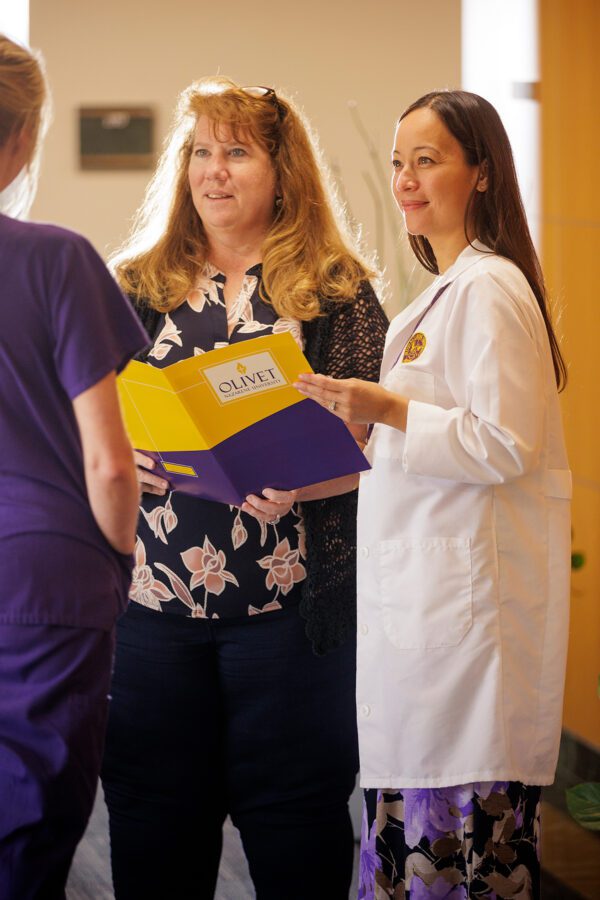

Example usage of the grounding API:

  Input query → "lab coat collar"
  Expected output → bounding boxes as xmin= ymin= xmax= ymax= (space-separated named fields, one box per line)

xmin=437 ymin=239 xmax=494 ymax=286
xmin=402 ymin=241 xmax=493 ymax=330
xmin=381 ymin=241 xmax=493 ymax=380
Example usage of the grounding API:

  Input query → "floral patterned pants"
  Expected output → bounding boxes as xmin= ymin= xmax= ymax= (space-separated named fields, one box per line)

xmin=358 ymin=781 xmax=541 ymax=899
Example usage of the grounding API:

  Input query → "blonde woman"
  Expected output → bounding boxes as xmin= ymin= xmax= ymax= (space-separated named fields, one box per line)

xmin=0 ymin=35 xmax=147 ymax=899
xmin=101 ymin=78 xmax=388 ymax=899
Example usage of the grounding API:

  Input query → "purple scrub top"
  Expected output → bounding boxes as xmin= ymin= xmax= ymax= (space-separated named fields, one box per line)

xmin=0 ymin=214 xmax=148 ymax=630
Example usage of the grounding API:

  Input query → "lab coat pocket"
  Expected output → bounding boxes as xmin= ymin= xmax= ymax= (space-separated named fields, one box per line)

xmin=378 ymin=537 xmax=473 ymax=649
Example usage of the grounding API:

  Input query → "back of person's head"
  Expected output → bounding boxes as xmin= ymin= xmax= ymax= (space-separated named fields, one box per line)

xmin=114 ymin=77 xmax=373 ymax=318
xmin=0 ymin=34 xmax=49 ymax=217
xmin=400 ymin=89 xmax=566 ymax=389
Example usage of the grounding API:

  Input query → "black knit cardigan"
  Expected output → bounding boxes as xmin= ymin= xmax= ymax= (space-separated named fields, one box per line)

xmin=130 ymin=281 xmax=388 ymax=654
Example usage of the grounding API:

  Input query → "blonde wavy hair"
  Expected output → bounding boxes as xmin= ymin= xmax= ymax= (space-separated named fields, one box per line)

xmin=0 ymin=34 xmax=50 ymax=218
xmin=113 ymin=77 xmax=374 ymax=320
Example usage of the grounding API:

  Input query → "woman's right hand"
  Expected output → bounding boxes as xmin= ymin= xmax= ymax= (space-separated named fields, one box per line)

xmin=134 ymin=451 xmax=169 ymax=495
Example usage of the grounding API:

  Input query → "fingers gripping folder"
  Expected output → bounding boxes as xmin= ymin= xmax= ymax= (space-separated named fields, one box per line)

xmin=117 ymin=332 xmax=370 ymax=505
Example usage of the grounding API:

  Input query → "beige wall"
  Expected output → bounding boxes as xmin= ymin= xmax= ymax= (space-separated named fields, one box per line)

xmin=29 ymin=0 xmax=460 ymax=313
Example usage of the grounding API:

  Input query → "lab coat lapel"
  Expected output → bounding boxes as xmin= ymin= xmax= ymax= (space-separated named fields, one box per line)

xmin=381 ymin=242 xmax=494 ymax=381
xmin=381 ymin=284 xmax=442 ymax=380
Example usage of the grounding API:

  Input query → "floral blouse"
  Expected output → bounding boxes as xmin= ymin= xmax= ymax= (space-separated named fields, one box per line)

xmin=130 ymin=263 xmax=307 ymax=619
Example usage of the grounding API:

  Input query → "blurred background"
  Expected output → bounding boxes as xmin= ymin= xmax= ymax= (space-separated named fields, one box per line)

xmin=2 ymin=1 xmax=599 ymax=897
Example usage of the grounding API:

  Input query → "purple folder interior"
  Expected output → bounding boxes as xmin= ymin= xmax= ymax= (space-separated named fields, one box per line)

xmin=139 ymin=399 xmax=369 ymax=506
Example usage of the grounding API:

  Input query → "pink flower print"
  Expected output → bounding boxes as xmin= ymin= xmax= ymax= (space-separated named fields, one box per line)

xmin=257 ymin=538 xmax=307 ymax=597
xmin=231 ymin=509 xmax=248 ymax=550
xmin=230 ymin=277 xmax=269 ymax=334
xmin=294 ymin=517 xmax=307 ymax=559
xmin=259 ymin=518 xmax=268 ymax=547
xmin=187 ymin=275 xmax=223 ymax=313
xmin=181 ymin=537 xmax=239 ymax=596
xmin=148 ymin=313 xmax=182 ymax=361
xmin=272 ymin=316 xmax=304 ymax=349
xmin=154 ymin=562 xmax=195 ymax=610
xmin=129 ymin=538 xmax=175 ymax=610
xmin=237 ymin=318 xmax=270 ymax=334
xmin=248 ymin=599 xmax=283 ymax=615
xmin=140 ymin=495 xmax=178 ymax=544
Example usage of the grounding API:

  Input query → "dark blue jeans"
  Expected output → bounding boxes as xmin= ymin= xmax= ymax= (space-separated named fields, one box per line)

xmin=101 ymin=603 xmax=358 ymax=899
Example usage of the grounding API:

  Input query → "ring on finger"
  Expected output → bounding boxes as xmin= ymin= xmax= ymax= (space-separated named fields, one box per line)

xmin=328 ymin=400 xmax=337 ymax=412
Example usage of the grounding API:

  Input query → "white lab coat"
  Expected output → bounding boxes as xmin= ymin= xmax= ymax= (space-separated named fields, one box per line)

xmin=357 ymin=242 xmax=571 ymax=788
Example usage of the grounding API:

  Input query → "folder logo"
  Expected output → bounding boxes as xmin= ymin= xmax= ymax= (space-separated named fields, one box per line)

xmin=203 ymin=351 xmax=288 ymax=404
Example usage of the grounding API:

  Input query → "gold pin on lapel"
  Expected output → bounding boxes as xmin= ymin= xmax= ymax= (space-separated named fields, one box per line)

xmin=402 ymin=332 xmax=426 ymax=363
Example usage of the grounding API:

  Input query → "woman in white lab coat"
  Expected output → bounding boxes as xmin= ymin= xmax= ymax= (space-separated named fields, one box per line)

xmin=296 ymin=90 xmax=570 ymax=899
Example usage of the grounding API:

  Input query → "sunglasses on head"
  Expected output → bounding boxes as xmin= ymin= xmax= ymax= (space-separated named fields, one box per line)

xmin=240 ymin=85 xmax=287 ymax=122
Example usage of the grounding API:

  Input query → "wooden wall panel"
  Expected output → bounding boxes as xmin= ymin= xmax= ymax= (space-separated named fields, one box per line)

xmin=565 ymin=484 xmax=600 ymax=741
xmin=540 ymin=0 xmax=600 ymax=748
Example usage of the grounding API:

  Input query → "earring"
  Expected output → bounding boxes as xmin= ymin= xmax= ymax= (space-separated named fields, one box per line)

xmin=274 ymin=196 xmax=283 ymax=208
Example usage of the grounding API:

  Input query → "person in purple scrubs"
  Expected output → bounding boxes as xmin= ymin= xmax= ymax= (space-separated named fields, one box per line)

xmin=0 ymin=34 xmax=148 ymax=899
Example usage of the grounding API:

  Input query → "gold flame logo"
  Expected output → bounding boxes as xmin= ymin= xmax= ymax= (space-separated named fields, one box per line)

xmin=236 ymin=362 xmax=247 ymax=374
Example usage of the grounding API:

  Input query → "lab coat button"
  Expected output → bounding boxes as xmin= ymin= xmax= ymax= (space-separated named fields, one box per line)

xmin=359 ymin=546 xmax=370 ymax=558
xmin=360 ymin=704 xmax=371 ymax=717
xmin=359 ymin=624 xmax=369 ymax=636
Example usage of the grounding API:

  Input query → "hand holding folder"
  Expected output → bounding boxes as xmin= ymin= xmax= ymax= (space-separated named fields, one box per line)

xmin=117 ymin=332 xmax=370 ymax=505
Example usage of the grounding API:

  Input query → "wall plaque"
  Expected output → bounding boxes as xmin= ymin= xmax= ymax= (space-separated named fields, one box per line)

xmin=79 ymin=106 xmax=154 ymax=170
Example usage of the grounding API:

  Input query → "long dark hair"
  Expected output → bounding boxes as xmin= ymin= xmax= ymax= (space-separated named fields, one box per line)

xmin=400 ymin=90 xmax=566 ymax=390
